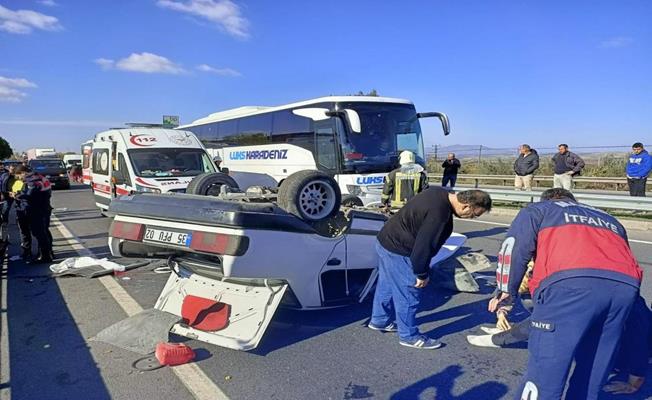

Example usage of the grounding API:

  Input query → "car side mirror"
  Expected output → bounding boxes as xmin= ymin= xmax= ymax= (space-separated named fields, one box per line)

xmin=220 ymin=167 xmax=230 ymax=175
xmin=112 ymin=170 xmax=126 ymax=185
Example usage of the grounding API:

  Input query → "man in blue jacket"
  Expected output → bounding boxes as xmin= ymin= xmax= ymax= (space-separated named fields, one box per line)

xmin=490 ymin=188 xmax=642 ymax=399
xmin=626 ymin=142 xmax=651 ymax=197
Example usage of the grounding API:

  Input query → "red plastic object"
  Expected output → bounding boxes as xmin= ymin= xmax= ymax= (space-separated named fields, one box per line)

xmin=155 ymin=342 xmax=195 ymax=366
xmin=181 ymin=295 xmax=231 ymax=331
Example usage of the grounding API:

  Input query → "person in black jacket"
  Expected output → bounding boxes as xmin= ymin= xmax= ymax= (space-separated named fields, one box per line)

xmin=369 ymin=187 xmax=492 ymax=349
xmin=513 ymin=144 xmax=539 ymax=191
xmin=0 ymin=162 xmax=14 ymax=259
xmin=441 ymin=153 xmax=461 ymax=188
xmin=552 ymin=144 xmax=585 ymax=190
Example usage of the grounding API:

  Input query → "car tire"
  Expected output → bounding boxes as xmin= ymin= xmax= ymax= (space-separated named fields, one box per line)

xmin=278 ymin=170 xmax=341 ymax=222
xmin=341 ymin=194 xmax=364 ymax=207
xmin=186 ymin=172 xmax=239 ymax=196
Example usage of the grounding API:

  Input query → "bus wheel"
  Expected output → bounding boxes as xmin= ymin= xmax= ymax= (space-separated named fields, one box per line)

xmin=278 ymin=170 xmax=341 ymax=222
xmin=341 ymin=194 xmax=363 ymax=207
xmin=186 ymin=173 xmax=239 ymax=196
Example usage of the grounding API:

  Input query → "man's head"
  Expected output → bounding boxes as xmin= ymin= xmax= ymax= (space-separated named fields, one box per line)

xmin=212 ymin=154 xmax=222 ymax=166
xmin=540 ymin=188 xmax=576 ymax=202
xmin=14 ymin=165 xmax=29 ymax=181
xmin=449 ymin=190 xmax=492 ymax=219
xmin=399 ymin=150 xmax=416 ymax=166
xmin=558 ymin=144 xmax=569 ymax=154
xmin=519 ymin=144 xmax=531 ymax=155
xmin=447 ymin=153 xmax=455 ymax=160
xmin=8 ymin=165 xmax=16 ymax=174
xmin=632 ymin=142 xmax=644 ymax=155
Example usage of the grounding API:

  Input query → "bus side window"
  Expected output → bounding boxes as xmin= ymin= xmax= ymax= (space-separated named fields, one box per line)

xmin=117 ymin=153 xmax=132 ymax=186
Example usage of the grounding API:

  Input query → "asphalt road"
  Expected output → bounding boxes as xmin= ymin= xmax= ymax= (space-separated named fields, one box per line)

xmin=2 ymin=184 xmax=652 ymax=400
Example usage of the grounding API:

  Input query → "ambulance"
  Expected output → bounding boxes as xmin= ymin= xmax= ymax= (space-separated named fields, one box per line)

xmin=89 ymin=128 xmax=216 ymax=213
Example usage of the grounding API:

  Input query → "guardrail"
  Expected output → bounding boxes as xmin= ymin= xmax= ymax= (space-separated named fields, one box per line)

xmin=426 ymin=174 xmax=649 ymax=191
xmin=478 ymin=188 xmax=652 ymax=212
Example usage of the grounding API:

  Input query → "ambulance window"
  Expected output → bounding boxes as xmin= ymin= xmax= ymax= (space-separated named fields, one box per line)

xmin=117 ymin=153 xmax=132 ymax=186
xmin=92 ymin=149 xmax=109 ymax=175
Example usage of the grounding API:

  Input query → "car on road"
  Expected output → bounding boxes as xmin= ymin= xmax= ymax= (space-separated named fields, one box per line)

xmin=107 ymin=170 xmax=466 ymax=351
xmin=28 ymin=157 xmax=70 ymax=189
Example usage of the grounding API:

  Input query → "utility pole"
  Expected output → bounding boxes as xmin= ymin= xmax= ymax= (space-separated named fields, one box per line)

xmin=478 ymin=145 xmax=483 ymax=165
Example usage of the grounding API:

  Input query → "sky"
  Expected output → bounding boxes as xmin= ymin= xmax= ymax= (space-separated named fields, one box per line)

xmin=0 ymin=0 xmax=650 ymax=153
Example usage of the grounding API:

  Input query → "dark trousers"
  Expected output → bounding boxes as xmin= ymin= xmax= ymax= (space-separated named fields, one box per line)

xmin=28 ymin=211 xmax=52 ymax=258
xmin=516 ymin=277 xmax=637 ymax=400
xmin=442 ymin=173 xmax=457 ymax=188
xmin=628 ymin=177 xmax=647 ymax=197
xmin=16 ymin=210 xmax=31 ymax=256
xmin=492 ymin=318 xmax=531 ymax=346
xmin=614 ymin=296 xmax=652 ymax=377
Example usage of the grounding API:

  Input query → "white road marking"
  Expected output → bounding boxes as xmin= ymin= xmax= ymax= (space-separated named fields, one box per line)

xmin=51 ymin=216 xmax=230 ymax=400
xmin=0 ymin=257 xmax=10 ymax=400
xmin=460 ymin=218 xmax=652 ymax=245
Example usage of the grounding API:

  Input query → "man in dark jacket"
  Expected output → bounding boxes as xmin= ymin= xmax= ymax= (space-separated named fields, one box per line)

xmin=489 ymin=187 xmax=641 ymax=399
xmin=551 ymin=144 xmax=585 ymax=190
xmin=441 ymin=153 xmax=461 ymax=188
xmin=14 ymin=166 xmax=53 ymax=264
xmin=626 ymin=142 xmax=651 ymax=197
xmin=369 ymin=187 xmax=491 ymax=349
xmin=513 ymin=144 xmax=539 ymax=191
xmin=0 ymin=162 xmax=14 ymax=259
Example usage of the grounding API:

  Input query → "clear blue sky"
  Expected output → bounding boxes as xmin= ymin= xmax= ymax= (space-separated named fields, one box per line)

xmin=0 ymin=0 xmax=650 ymax=153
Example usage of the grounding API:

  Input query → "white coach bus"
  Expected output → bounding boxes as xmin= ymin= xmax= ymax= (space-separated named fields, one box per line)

xmin=179 ymin=96 xmax=449 ymax=206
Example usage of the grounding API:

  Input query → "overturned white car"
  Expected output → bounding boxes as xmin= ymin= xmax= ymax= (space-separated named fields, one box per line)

xmin=108 ymin=170 xmax=466 ymax=351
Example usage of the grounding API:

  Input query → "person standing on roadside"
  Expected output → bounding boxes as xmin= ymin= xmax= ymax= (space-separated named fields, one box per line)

xmin=489 ymin=187 xmax=642 ymax=399
xmin=551 ymin=144 xmax=585 ymax=190
xmin=626 ymin=142 xmax=651 ymax=197
xmin=513 ymin=145 xmax=539 ymax=191
xmin=0 ymin=162 xmax=14 ymax=259
xmin=369 ymin=187 xmax=492 ymax=349
xmin=9 ymin=167 xmax=30 ymax=259
xmin=441 ymin=153 xmax=461 ymax=188
xmin=13 ymin=165 xmax=53 ymax=264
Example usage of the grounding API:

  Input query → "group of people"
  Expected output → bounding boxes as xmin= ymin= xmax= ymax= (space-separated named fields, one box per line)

xmin=436 ymin=142 xmax=650 ymax=197
xmin=376 ymin=151 xmax=647 ymax=398
xmin=0 ymin=162 xmax=54 ymax=264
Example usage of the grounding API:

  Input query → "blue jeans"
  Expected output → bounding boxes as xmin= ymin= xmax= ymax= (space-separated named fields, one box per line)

xmin=370 ymin=241 xmax=423 ymax=341
xmin=517 ymin=277 xmax=637 ymax=400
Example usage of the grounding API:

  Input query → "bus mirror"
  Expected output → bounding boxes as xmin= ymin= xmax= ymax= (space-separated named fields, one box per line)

xmin=417 ymin=112 xmax=450 ymax=136
xmin=292 ymin=108 xmax=330 ymax=121
xmin=343 ymin=109 xmax=361 ymax=134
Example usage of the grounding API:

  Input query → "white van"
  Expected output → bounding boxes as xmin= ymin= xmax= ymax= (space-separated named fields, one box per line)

xmin=89 ymin=128 xmax=216 ymax=212
xmin=63 ymin=154 xmax=82 ymax=168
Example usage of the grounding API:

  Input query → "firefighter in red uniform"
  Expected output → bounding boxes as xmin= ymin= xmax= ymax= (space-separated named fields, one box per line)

xmin=490 ymin=188 xmax=642 ymax=400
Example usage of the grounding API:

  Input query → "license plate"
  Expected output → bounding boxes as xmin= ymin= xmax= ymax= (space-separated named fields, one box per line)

xmin=144 ymin=228 xmax=192 ymax=247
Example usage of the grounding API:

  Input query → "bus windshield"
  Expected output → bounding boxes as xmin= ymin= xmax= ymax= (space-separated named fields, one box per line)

xmin=337 ymin=102 xmax=425 ymax=173
xmin=128 ymin=148 xmax=215 ymax=178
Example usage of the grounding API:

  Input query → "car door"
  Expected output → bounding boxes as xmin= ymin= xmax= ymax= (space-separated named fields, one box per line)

xmin=90 ymin=141 xmax=113 ymax=210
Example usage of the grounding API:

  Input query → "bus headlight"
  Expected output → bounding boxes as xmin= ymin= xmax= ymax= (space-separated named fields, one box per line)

xmin=346 ymin=185 xmax=363 ymax=196
xmin=135 ymin=184 xmax=161 ymax=194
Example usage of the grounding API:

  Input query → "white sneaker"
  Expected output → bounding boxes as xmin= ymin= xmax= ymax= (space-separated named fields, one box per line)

xmin=480 ymin=326 xmax=503 ymax=335
xmin=466 ymin=334 xmax=499 ymax=348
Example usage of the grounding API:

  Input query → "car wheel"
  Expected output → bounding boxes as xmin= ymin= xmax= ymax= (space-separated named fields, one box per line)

xmin=278 ymin=170 xmax=341 ymax=222
xmin=341 ymin=194 xmax=363 ymax=207
xmin=186 ymin=172 xmax=239 ymax=196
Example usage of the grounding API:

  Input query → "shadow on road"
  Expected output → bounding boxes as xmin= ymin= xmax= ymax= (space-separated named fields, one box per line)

xmin=391 ymin=365 xmax=509 ymax=400
xmin=1 ymin=217 xmax=111 ymax=400
xmin=463 ymin=227 xmax=508 ymax=239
